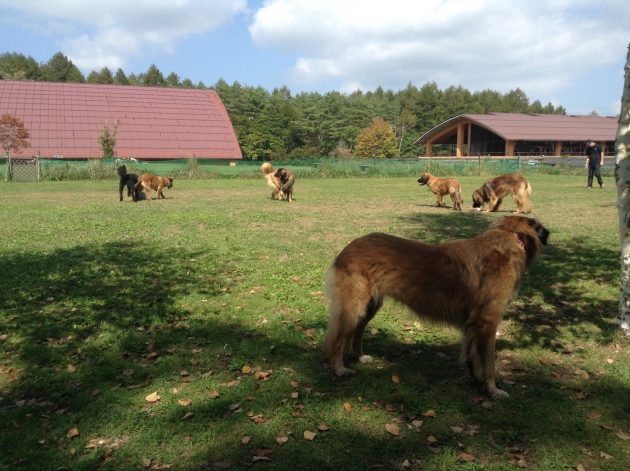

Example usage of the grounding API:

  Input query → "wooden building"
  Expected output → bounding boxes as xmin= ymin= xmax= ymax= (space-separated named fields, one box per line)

xmin=414 ymin=113 xmax=617 ymax=158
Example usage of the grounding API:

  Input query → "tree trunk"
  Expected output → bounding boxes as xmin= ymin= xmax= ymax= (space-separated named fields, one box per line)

xmin=615 ymin=44 xmax=630 ymax=330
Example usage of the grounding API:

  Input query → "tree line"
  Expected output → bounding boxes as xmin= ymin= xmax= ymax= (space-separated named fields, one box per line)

xmin=0 ymin=51 xmax=568 ymax=160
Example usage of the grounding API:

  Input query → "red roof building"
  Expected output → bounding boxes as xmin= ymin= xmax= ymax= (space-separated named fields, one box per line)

xmin=414 ymin=113 xmax=618 ymax=157
xmin=0 ymin=80 xmax=242 ymax=160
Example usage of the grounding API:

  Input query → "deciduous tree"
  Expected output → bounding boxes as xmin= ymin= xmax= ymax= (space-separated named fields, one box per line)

xmin=354 ymin=118 xmax=397 ymax=159
xmin=97 ymin=118 xmax=120 ymax=159
xmin=0 ymin=114 xmax=31 ymax=155
xmin=615 ymin=44 xmax=630 ymax=331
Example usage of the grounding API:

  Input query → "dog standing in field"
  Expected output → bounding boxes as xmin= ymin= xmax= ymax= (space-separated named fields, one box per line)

xmin=417 ymin=172 xmax=463 ymax=211
xmin=472 ymin=174 xmax=532 ymax=213
xmin=322 ymin=216 xmax=549 ymax=398
xmin=135 ymin=174 xmax=173 ymax=201
xmin=262 ymin=162 xmax=295 ymax=202
xmin=117 ymin=165 xmax=140 ymax=202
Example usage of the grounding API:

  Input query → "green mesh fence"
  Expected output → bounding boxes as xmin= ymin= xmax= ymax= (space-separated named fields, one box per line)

xmin=9 ymin=157 xmax=526 ymax=180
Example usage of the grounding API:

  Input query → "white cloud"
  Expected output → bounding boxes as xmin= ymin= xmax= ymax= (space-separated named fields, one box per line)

xmin=249 ymin=0 xmax=628 ymax=97
xmin=0 ymin=0 xmax=247 ymax=71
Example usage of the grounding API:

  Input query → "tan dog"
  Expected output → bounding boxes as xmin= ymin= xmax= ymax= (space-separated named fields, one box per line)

xmin=472 ymin=174 xmax=532 ymax=213
xmin=417 ymin=172 xmax=463 ymax=211
xmin=135 ymin=174 xmax=173 ymax=201
xmin=322 ymin=216 xmax=549 ymax=398
xmin=261 ymin=162 xmax=295 ymax=202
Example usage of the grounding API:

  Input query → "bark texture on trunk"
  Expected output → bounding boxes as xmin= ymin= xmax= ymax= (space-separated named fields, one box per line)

xmin=615 ymin=44 xmax=630 ymax=329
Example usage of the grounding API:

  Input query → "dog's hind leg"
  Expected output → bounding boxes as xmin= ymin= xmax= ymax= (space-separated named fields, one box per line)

xmin=119 ymin=181 xmax=125 ymax=202
xmin=462 ymin=306 xmax=508 ymax=398
xmin=351 ymin=296 xmax=383 ymax=364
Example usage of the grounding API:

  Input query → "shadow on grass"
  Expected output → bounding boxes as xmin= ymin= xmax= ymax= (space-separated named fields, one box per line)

xmin=1 ymin=234 xmax=627 ymax=470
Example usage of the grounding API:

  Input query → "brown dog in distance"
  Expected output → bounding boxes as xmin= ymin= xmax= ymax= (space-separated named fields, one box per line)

xmin=261 ymin=162 xmax=295 ymax=202
xmin=135 ymin=174 xmax=173 ymax=201
xmin=472 ymin=173 xmax=532 ymax=213
xmin=418 ymin=172 xmax=463 ymax=211
xmin=323 ymin=216 xmax=549 ymax=398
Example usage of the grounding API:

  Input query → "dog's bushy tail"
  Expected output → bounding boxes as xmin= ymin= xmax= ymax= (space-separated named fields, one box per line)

xmin=261 ymin=162 xmax=274 ymax=176
xmin=323 ymin=266 xmax=362 ymax=360
xmin=516 ymin=181 xmax=533 ymax=213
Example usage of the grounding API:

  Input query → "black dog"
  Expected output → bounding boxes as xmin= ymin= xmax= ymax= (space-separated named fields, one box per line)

xmin=117 ymin=165 xmax=140 ymax=202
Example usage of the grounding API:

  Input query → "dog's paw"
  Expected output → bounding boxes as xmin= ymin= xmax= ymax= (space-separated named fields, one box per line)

xmin=491 ymin=388 xmax=510 ymax=399
xmin=358 ymin=355 xmax=373 ymax=364
xmin=335 ymin=367 xmax=356 ymax=377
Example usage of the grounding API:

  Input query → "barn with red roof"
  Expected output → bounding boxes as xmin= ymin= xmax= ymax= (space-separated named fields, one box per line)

xmin=0 ymin=80 xmax=242 ymax=160
xmin=414 ymin=113 xmax=618 ymax=158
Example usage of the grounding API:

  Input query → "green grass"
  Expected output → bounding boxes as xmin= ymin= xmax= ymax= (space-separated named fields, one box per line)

xmin=0 ymin=175 xmax=628 ymax=470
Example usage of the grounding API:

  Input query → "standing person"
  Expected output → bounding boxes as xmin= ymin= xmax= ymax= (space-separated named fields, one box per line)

xmin=585 ymin=140 xmax=604 ymax=189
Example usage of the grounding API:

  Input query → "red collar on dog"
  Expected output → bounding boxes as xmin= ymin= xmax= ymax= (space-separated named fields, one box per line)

xmin=513 ymin=232 xmax=525 ymax=252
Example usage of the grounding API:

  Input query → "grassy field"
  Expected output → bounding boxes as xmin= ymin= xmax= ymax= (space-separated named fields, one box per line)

xmin=0 ymin=175 xmax=628 ymax=470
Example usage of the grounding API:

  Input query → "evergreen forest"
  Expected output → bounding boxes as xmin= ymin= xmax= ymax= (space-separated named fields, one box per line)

xmin=0 ymin=51 xmax=568 ymax=160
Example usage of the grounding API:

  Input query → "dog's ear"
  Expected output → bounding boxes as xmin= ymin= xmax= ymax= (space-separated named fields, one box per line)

xmin=528 ymin=218 xmax=550 ymax=245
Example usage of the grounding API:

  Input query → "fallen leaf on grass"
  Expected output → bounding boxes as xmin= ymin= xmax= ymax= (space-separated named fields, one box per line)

xmin=290 ymin=381 xmax=299 ymax=388
xmin=412 ymin=420 xmax=423 ymax=428
xmin=481 ymin=401 xmax=494 ymax=409
xmin=254 ymin=371 xmax=271 ymax=380
xmin=291 ymin=392 xmax=299 ymax=399
xmin=179 ymin=399 xmax=192 ymax=406
xmin=67 ymin=364 xmax=76 ymax=373
xmin=371 ymin=328 xmax=378 ymax=335
xmin=142 ymin=457 xmax=152 ymax=468
xmin=392 ymin=374 xmax=400 ymax=383
xmin=66 ymin=428 xmax=79 ymax=439
xmin=458 ymin=452 xmax=475 ymax=462
xmin=180 ymin=370 xmax=189 ymax=377
xmin=615 ymin=431 xmax=630 ymax=440
xmin=427 ymin=435 xmax=438 ymax=443
xmin=586 ymin=411 xmax=602 ymax=419
xmin=303 ymin=430 xmax=316 ymax=440
xmin=450 ymin=426 xmax=464 ymax=434
xmin=540 ymin=357 xmax=550 ymax=366
xmin=386 ymin=424 xmax=400 ymax=436
xmin=182 ymin=412 xmax=194 ymax=420
xmin=209 ymin=391 xmax=220 ymax=399
xmin=190 ymin=358 xmax=199 ymax=366
xmin=228 ymin=403 xmax=240 ymax=411
xmin=276 ymin=436 xmax=288 ymax=444
xmin=344 ymin=403 xmax=352 ymax=412
xmin=145 ymin=392 xmax=161 ymax=403
xmin=241 ymin=436 xmax=251 ymax=445
xmin=402 ymin=459 xmax=411 ymax=468
xmin=242 ymin=365 xmax=251 ymax=374
xmin=600 ymin=451 xmax=614 ymax=460
xmin=423 ymin=410 xmax=436 ymax=417
xmin=317 ymin=424 xmax=330 ymax=431
xmin=92 ymin=389 xmax=100 ymax=396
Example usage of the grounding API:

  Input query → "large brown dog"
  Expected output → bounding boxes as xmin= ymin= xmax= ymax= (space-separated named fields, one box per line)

xmin=323 ymin=216 xmax=549 ymax=398
xmin=135 ymin=174 xmax=173 ymax=201
xmin=418 ymin=172 xmax=463 ymax=211
xmin=261 ymin=162 xmax=295 ymax=202
xmin=472 ymin=174 xmax=532 ymax=213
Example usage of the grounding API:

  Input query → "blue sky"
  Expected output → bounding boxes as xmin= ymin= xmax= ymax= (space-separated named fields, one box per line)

xmin=1 ymin=0 xmax=628 ymax=116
